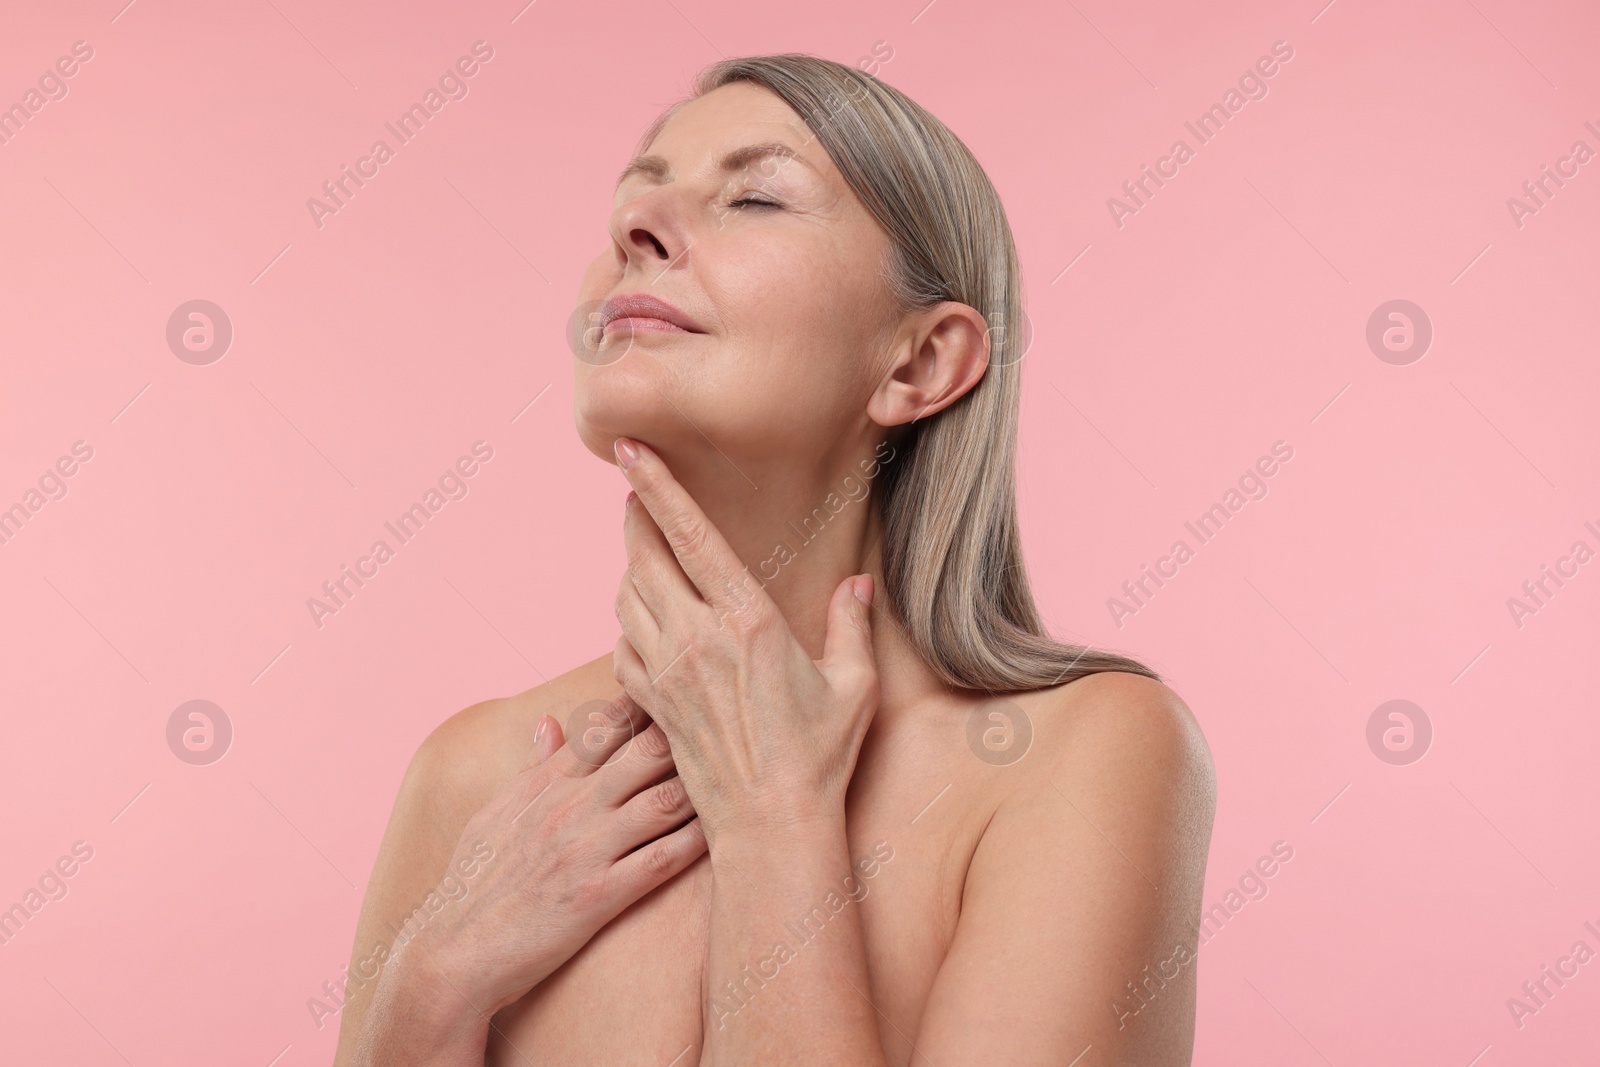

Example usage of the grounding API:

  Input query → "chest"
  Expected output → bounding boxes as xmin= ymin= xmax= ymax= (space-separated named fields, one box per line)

xmin=485 ymin=797 xmax=975 ymax=1066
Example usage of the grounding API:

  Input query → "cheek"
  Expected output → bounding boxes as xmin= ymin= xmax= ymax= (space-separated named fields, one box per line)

xmin=712 ymin=261 xmax=881 ymax=404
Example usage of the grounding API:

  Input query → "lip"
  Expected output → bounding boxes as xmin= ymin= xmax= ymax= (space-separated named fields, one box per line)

xmin=599 ymin=293 xmax=706 ymax=335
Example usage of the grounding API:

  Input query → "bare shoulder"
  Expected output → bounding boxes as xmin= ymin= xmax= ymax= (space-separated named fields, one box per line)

xmin=919 ymin=672 xmax=1216 ymax=1063
xmin=1031 ymin=670 xmax=1215 ymax=792
xmin=973 ymin=669 xmax=1217 ymax=869
xmin=330 ymin=651 xmax=616 ymax=1066
xmin=411 ymin=651 xmax=617 ymax=809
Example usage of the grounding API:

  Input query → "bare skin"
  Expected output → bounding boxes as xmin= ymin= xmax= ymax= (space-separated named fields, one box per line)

xmin=334 ymin=653 xmax=1213 ymax=1066
xmin=333 ymin=77 xmax=1217 ymax=1066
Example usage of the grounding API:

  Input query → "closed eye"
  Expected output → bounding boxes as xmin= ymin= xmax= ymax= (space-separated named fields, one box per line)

xmin=728 ymin=195 xmax=781 ymax=210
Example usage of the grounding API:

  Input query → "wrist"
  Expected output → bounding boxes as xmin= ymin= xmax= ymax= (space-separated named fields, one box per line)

xmin=365 ymin=945 xmax=493 ymax=1057
xmin=708 ymin=806 xmax=848 ymax=868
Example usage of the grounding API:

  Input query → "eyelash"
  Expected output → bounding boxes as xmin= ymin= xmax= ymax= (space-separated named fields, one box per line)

xmin=726 ymin=195 xmax=781 ymax=210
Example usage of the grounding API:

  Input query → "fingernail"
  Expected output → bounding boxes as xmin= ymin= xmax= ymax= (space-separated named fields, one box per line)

xmin=625 ymin=490 xmax=637 ymax=511
xmin=854 ymin=574 xmax=874 ymax=606
xmin=614 ymin=438 xmax=640 ymax=468
xmin=533 ymin=717 xmax=549 ymax=743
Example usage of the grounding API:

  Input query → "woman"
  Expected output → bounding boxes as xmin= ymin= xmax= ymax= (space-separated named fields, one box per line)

xmin=336 ymin=53 xmax=1215 ymax=1067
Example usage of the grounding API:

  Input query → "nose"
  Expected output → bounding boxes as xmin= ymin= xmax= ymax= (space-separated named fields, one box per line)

xmin=608 ymin=187 xmax=689 ymax=273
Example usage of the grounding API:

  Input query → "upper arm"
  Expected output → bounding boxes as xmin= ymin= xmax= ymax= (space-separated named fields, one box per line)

xmin=330 ymin=698 xmax=521 ymax=1067
xmin=911 ymin=673 xmax=1217 ymax=1067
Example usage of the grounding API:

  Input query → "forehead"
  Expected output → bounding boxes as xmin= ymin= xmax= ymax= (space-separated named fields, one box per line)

xmin=615 ymin=82 xmax=839 ymax=191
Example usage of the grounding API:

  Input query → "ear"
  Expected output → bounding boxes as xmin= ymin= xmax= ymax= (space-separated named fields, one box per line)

xmin=866 ymin=301 xmax=991 ymax=428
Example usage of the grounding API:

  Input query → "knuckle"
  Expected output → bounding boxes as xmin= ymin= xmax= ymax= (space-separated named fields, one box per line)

xmin=567 ymin=697 xmax=634 ymax=763
xmin=648 ymin=777 xmax=687 ymax=816
xmin=711 ymin=588 xmax=765 ymax=637
xmin=634 ymin=723 xmax=672 ymax=760
xmin=638 ymin=841 xmax=677 ymax=879
xmin=599 ymin=692 xmax=635 ymax=732
xmin=670 ymin=516 xmax=708 ymax=558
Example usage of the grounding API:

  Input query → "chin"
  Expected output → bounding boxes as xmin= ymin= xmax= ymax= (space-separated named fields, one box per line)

xmin=573 ymin=368 xmax=682 ymax=464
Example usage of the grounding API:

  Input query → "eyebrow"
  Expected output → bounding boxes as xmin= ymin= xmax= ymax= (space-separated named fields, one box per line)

xmin=613 ymin=140 xmax=814 ymax=191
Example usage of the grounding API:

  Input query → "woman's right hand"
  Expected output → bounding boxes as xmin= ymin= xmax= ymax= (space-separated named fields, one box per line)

xmin=363 ymin=694 xmax=705 ymax=1041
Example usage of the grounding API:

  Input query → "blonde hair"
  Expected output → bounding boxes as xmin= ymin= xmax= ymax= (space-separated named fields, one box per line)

xmin=638 ymin=54 xmax=1160 ymax=692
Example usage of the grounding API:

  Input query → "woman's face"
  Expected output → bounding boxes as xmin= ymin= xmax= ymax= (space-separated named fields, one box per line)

xmin=572 ymin=81 xmax=903 ymax=472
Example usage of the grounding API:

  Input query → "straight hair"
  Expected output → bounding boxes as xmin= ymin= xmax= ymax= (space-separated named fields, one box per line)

xmin=636 ymin=54 xmax=1160 ymax=693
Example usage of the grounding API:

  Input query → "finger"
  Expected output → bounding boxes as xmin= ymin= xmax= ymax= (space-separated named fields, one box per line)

xmin=613 ymin=437 xmax=759 ymax=620
xmin=538 ymin=715 xmax=566 ymax=761
xmin=613 ymin=633 xmax=657 ymax=713
xmin=593 ymin=714 xmax=680 ymax=807
xmin=615 ymin=567 xmax=663 ymax=657
xmin=622 ymin=489 xmax=695 ymax=627
xmin=820 ymin=574 xmax=877 ymax=684
xmin=519 ymin=715 xmax=564 ymax=772
xmin=545 ymin=691 xmax=651 ymax=774
xmin=609 ymin=815 xmax=707 ymax=893
xmin=608 ymin=774 xmax=696 ymax=855
xmin=612 ymin=635 xmax=690 ymax=735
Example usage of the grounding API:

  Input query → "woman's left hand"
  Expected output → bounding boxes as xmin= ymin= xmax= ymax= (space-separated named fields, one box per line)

xmin=609 ymin=436 xmax=881 ymax=845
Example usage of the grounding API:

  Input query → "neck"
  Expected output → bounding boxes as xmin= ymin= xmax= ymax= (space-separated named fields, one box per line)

xmin=640 ymin=436 xmax=948 ymax=722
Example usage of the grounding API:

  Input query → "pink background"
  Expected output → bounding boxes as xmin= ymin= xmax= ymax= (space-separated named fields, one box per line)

xmin=2 ymin=0 xmax=1597 ymax=1063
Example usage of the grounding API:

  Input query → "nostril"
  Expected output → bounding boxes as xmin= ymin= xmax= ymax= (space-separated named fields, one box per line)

xmin=632 ymin=229 xmax=668 ymax=258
